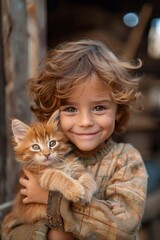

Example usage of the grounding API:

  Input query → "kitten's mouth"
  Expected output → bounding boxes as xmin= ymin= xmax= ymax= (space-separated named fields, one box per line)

xmin=42 ymin=158 xmax=53 ymax=164
xmin=42 ymin=157 xmax=61 ymax=164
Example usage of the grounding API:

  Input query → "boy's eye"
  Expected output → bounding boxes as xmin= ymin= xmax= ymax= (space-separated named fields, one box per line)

xmin=63 ymin=107 xmax=77 ymax=113
xmin=48 ymin=140 xmax=57 ymax=148
xmin=32 ymin=144 xmax=40 ymax=151
xmin=93 ymin=106 xmax=106 ymax=111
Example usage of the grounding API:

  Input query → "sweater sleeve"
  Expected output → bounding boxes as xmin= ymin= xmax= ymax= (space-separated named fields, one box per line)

xmin=62 ymin=144 xmax=148 ymax=240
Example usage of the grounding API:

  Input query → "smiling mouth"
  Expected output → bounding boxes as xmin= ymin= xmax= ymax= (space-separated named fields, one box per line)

xmin=72 ymin=131 xmax=100 ymax=136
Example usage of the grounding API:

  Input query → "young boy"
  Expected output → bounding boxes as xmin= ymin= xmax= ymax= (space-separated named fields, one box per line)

xmin=2 ymin=39 xmax=148 ymax=240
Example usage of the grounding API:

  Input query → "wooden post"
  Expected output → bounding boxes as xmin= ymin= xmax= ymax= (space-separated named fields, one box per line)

xmin=1 ymin=0 xmax=46 ymax=202
xmin=0 ymin=0 xmax=6 ymax=204
xmin=123 ymin=3 xmax=153 ymax=59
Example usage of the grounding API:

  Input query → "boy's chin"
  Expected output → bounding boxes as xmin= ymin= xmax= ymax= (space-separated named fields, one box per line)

xmin=74 ymin=143 xmax=100 ymax=152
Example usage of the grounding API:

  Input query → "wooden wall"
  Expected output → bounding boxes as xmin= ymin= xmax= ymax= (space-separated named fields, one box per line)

xmin=0 ymin=0 xmax=6 ymax=205
xmin=0 ymin=0 xmax=47 ymax=214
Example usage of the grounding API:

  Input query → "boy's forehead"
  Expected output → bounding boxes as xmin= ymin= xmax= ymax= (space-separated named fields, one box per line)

xmin=74 ymin=73 xmax=107 ymax=90
xmin=72 ymin=74 xmax=110 ymax=95
xmin=62 ymin=75 xmax=111 ymax=102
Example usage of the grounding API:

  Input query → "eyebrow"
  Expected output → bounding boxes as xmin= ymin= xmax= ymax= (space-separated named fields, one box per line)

xmin=92 ymin=100 xmax=112 ymax=104
xmin=61 ymin=99 xmax=112 ymax=106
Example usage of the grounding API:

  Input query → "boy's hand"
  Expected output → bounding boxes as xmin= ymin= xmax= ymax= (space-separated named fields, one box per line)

xmin=48 ymin=229 xmax=74 ymax=240
xmin=19 ymin=168 xmax=48 ymax=204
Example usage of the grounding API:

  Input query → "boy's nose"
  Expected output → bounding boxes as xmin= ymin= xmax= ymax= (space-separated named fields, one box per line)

xmin=78 ymin=112 xmax=94 ymax=127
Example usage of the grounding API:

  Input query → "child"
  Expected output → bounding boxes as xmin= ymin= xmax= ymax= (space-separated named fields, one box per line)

xmin=2 ymin=39 xmax=147 ymax=240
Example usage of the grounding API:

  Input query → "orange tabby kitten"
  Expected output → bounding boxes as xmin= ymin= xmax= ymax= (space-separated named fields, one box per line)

xmin=2 ymin=110 xmax=97 ymax=237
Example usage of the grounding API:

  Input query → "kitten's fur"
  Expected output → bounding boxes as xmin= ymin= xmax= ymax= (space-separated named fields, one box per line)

xmin=2 ymin=111 xmax=97 ymax=236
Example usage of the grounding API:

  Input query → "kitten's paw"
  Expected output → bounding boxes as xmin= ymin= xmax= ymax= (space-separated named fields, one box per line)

xmin=83 ymin=190 xmax=93 ymax=203
xmin=64 ymin=181 xmax=85 ymax=202
xmin=81 ymin=184 xmax=97 ymax=204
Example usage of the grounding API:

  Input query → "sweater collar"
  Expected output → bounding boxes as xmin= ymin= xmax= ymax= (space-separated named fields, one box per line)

xmin=72 ymin=138 xmax=115 ymax=166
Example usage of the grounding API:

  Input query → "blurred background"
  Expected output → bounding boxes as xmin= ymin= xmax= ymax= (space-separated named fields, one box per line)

xmin=0 ymin=1 xmax=160 ymax=239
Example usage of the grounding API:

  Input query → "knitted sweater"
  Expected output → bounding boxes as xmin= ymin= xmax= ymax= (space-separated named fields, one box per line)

xmin=50 ymin=139 xmax=148 ymax=240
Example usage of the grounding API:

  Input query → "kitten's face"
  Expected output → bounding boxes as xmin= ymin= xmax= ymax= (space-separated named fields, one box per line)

xmin=12 ymin=112 xmax=71 ymax=168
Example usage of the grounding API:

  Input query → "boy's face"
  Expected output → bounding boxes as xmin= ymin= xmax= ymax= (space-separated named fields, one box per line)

xmin=60 ymin=74 xmax=118 ymax=152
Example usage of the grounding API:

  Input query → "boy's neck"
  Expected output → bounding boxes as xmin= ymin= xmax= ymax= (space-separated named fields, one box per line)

xmin=71 ymin=138 xmax=114 ymax=165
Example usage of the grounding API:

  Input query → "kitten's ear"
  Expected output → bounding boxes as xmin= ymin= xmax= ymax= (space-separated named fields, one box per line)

xmin=12 ymin=119 xmax=30 ymax=143
xmin=47 ymin=110 xmax=60 ymax=129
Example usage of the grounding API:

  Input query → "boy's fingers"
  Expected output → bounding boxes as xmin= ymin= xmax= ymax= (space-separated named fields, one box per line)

xmin=23 ymin=197 xmax=29 ymax=204
xmin=19 ymin=177 xmax=28 ymax=187
xmin=20 ymin=188 xmax=27 ymax=196
xmin=22 ymin=167 xmax=33 ymax=179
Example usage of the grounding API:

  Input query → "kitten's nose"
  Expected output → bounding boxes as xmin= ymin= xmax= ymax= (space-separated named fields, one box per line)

xmin=44 ymin=153 xmax=50 ymax=159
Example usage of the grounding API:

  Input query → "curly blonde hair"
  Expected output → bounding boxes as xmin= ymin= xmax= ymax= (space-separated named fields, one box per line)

xmin=28 ymin=39 xmax=142 ymax=134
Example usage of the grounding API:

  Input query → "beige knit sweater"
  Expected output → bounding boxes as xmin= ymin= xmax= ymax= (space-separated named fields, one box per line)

xmin=59 ymin=139 xmax=148 ymax=240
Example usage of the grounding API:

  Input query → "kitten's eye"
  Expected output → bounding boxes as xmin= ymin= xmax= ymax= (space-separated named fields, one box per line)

xmin=32 ymin=144 xmax=40 ymax=151
xmin=48 ymin=140 xmax=57 ymax=149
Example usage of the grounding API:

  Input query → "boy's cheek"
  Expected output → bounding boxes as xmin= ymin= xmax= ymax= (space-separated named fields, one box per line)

xmin=60 ymin=120 xmax=69 ymax=132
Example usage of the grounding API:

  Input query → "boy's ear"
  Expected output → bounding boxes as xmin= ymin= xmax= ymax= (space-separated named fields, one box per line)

xmin=115 ymin=111 xmax=122 ymax=121
xmin=47 ymin=110 xmax=60 ymax=129
xmin=12 ymin=119 xmax=30 ymax=143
